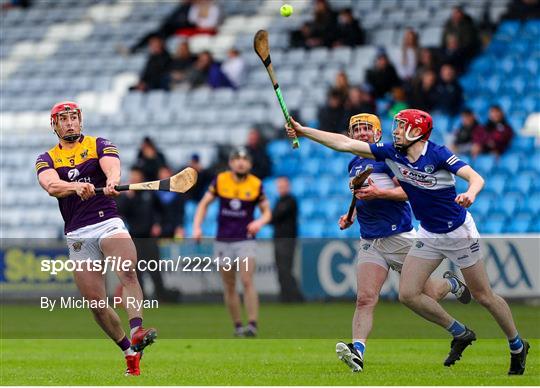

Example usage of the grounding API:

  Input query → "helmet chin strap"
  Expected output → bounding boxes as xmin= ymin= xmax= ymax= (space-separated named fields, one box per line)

xmin=54 ymin=127 xmax=81 ymax=143
xmin=394 ymin=127 xmax=431 ymax=153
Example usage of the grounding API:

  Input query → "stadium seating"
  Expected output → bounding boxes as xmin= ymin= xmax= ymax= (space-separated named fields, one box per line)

xmin=0 ymin=1 xmax=537 ymax=238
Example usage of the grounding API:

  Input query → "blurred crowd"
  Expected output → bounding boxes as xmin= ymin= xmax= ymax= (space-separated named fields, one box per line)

xmin=313 ymin=2 xmax=515 ymax=158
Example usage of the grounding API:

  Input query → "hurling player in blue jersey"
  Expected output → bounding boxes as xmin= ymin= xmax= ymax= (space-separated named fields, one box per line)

xmin=285 ymin=109 xmax=528 ymax=375
xmin=336 ymin=113 xmax=471 ymax=373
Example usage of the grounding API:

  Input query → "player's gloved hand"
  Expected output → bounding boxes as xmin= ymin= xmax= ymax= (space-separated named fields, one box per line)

xmin=455 ymin=191 xmax=476 ymax=208
xmin=355 ymin=178 xmax=380 ymax=200
xmin=338 ymin=214 xmax=353 ymax=229
xmin=75 ymin=182 xmax=95 ymax=201
xmin=104 ymin=178 xmax=120 ymax=197
xmin=285 ymin=117 xmax=303 ymax=138
xmin=247 ymin=219 xmax=264 ymax=235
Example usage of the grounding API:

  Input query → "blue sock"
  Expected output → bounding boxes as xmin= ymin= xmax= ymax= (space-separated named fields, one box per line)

xmin=353 ymin=340 xmax=365 ymax=357
xmin=447 ymin=277 xmax=460 ymax=293
xmin=509 ymin=334 xmax=524 ymax=354
xmin=446 ymin=320 xmax=466 ymax=337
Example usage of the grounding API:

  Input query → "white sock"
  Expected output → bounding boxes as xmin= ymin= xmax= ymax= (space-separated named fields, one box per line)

xmin=124 ymin=347 xmax=135 ymax=356
xmin=130 ymin=326 xmax=140 ymax=338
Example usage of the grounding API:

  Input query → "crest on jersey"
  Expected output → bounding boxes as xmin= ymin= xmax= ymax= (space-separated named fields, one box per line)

xmin=415 ymin=241 xmax=424 ymax=248
xmin=68 ymin=168 xmax=80 ymax=181
xmin=80 ymin=149 xmax=88 ymax=159
xmin=72 ymin=241 xmax=83 ymax=252
xmin=424 ymin=164 xmax=434 ymax=173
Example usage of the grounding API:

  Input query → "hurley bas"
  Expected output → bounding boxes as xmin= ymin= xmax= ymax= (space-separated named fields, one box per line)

xmin=40 ymin=296 xmax=158 ymax=312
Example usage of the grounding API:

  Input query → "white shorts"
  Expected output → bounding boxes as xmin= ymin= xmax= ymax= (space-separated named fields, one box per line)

xmin=357 ymin=229 xmax=417 ymax=272
xmin=213 ymin=240 xmax=258 ymax=262
xmin=407 ymin=212 xmax=482 ymax=269
xmin=66 ymin=217 xmax=129 ymax=261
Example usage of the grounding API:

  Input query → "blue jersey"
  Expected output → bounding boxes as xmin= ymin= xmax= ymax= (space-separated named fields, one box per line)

xmin=348 ymin=157 xmax=413 ymax=239
xmin=369 ymin=141 xmax=468 ymax=233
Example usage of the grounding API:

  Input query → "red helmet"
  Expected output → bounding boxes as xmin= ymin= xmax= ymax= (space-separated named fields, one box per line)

xmin=392 ymin=109 xmax=433 ymax=144
xmin=50 ymin=101 xmax=82 ymax=142
xmin=50 ymin=101 xmax=82 ymax=128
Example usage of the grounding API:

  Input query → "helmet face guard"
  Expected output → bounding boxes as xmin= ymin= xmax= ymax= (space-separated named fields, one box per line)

xmin=391 ymin=109 xmax=432 ymax=151
xmin=50 ymin=101 xmax=82 ymax=143
xmin=348 ymin=113 xmax=382 ymax=143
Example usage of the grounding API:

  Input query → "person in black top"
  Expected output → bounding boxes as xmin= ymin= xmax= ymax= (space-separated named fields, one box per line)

xmin=131 ymin=36 xmax=172 ymax=92
xmin=116 ymin=166 xmax=179 ymax=302
xmin=136 ymin=137 xmax=167 ymax=181
xmin=272 ymin=177 xmax=304 ymax=303
xmin=153 ymin=166 xmax=186 ymax=239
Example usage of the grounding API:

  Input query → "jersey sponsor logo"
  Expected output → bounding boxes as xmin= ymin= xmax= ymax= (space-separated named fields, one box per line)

xmin=424 ymin=164 xmax=434 ymax=173
xmin=68 ymin=168 xmax=80 ymax=181
xmin=397 ymin=165 xmax=437 ymax=188
xmin=229 ymin=198 xmax=242 ymax=211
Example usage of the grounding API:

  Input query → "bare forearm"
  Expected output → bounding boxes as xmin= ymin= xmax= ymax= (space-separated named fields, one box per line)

xmin=192 ymin=205 xmax=207 ymax=229
xmin=46 ymin=180 xmax=78 ymax=198
xmin=301 ymin=126 xmax=373 ymax=158
xmin=258 ymin=209 xmax=272 ymax=225
xmin=467 ymin=174 xmax=484 ymax=196
xmin=378 ymin=187 xmax=408 ymax=201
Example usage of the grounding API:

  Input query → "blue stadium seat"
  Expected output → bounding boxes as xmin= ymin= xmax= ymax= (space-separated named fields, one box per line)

xmin=481 ymin=214 xmax=507 ymax=234
xmin=472 ymin=154 xmax=496 ymax=176
xmin=496 ymin=152 xmax=521 ymax=175
xmin=528 ymin=216 xmax=540 ymax=233
xmin=491 ymin=192 xmax=524 ymax=217
xmin=494 ymin=21 xmax=521 ymax=40
xmin=505 ymin=173 xmax=535 ymax=194
xmin=300 ymin=220 xmax=325 ymax=238
xmin=504 ymin=212 xmax=533 ymax=233
xmin=267 ymin=140 xmax=290 ymax=159
xmin=299 ymin=198 xmax=317 ymax=218
xmin=524 ymin=193 xmax=540 ymax=214
xmin=509 ymin=136 xmax=535 ymax=153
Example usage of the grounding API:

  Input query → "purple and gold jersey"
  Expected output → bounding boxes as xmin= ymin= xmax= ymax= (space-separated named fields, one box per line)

xmin=209 ymin=171 xmax=265 ymax=241
xmin=35 ymin=135 xmax=120 ymax=234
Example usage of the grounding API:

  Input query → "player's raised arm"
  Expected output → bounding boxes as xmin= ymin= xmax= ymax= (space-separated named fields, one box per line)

xmin=192 ymin=190 xmax=216 ymax=240
xmin=285 ymin=117 xmax=375 ymax=159
xmin=454 ymin=165 xmax=485 ymax=208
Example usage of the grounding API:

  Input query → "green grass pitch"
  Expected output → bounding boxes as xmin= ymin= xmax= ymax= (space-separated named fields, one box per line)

xmin=1 ymin=301 xmax=539 ymax=385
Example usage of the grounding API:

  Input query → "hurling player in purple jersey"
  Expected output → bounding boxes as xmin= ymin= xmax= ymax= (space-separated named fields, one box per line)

xmin=336 ymin=113 xmax=471 ymax=373
xmin=35 ymin=102 xmax=157 ymax=376
xmin=285 ymin=109 xmax=528 ymax=375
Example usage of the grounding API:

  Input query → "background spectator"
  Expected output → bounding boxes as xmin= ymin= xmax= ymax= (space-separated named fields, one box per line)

xmin=221 ymin=48 xmax=245 ymax=89
xmin=414 ymin=47 xmax=439 ymax=80
xmin=272 ymin=177 xmax=304 ymax=303
xmin=333 ymin=70 xmax=350 ymax=101
xmin=186 ymin=0 xmax=220 ymax=34
xmin=387 ymin=86 xmax=409 ymax=118
xmin=450 ymin=109 xmax=483 ymax=154
xmin=407 ymin=69 xmax=438 ymax=112
xmin=396 ymin=28 xmax=419 ymax=81
xmin=433 ymin=63 xmax=463 ymax=115
xmin=333 ymin=8 xmax=365 ymax=47
xmin=310 ymin=0 xmax=338 ymax=47
xmin=472 ymin=105 xmax=514 ymax=157
xmin=502 ymin=0 xmax=540 ymax=20
xmin=245 ymin=128 xmax=272 ymax=179
xmin=345 ymin=85 xmax=376 ymax=117
xmin=440 ymin=33 xmax=468 ymax=74
xmin=136 ymin=137 xmax=167 ymax=181
xmin=169 ymin=40 xmax=196 ymax=89
xmin=290 ymin=22 xmax=316 ymax=49
xmin=366 ymin=51 xmax=401 ymax=98
xmin=318 ymin=88 xmax=347 ymax=133
xmin=186 ymin=153 xmax=213 ymax=202
xmin=186 ymin=51 xmax=232 ymax=89
xmin=116 ymin=166 xmax=178 ymax=302
xmin=441 ymin=6 xmax=481 ymax=62
xmin=124 ymin=0 xmax=193 ymax=54
xmin=153 ymin=166 xmax=186 ymax=239
xmin=131 ymin=36 xmax=171 ymax=92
